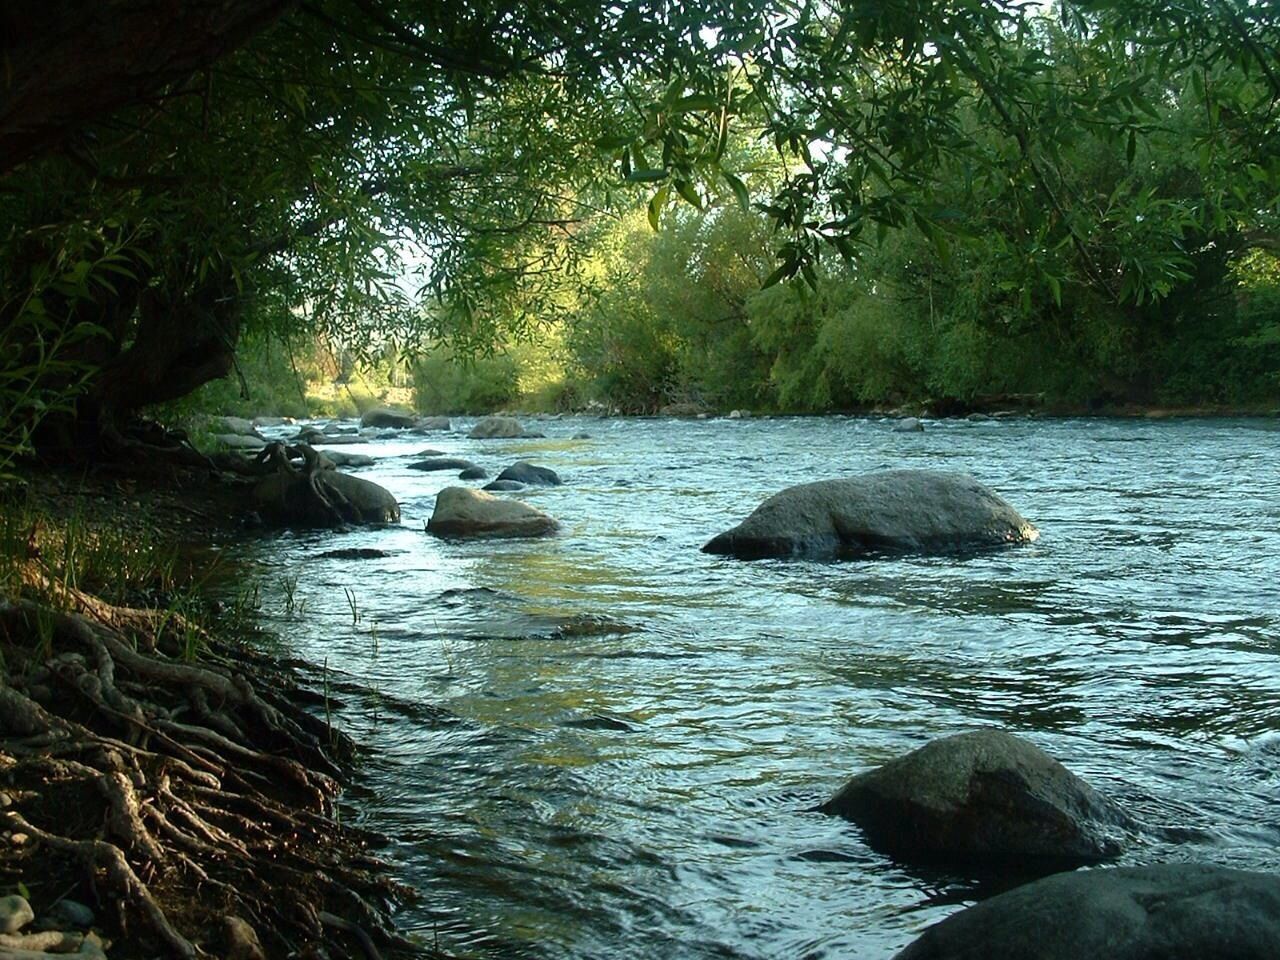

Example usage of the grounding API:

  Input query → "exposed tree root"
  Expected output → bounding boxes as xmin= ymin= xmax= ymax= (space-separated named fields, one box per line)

xmin=0 ymin=559 xmax=423 ymax=959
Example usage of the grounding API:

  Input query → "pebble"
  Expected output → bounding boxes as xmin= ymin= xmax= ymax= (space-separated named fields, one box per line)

xmin=0 ymin=894 xmax=34 ymax=933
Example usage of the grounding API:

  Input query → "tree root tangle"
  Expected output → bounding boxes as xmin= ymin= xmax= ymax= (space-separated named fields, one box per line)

xmin=0 ymin=561 xmax=423 ymax=959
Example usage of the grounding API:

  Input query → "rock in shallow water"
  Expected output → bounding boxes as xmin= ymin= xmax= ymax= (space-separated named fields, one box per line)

xmin=427 ymin=486 xmax=558 ymax=539
xmin=469 ymin=415 xmax=525 ymax=439
xmin=408 ymin=457 xmax=479 ymax=472
xmin=820 ymin=730 xmax=1134 ymax=866
xmin=894 ymin=864 xmax=1280 ymax=960
xmin=359 ymin=406 xmax=416 ymax=428
xmin=496 ymin=461 xmax=561 ymax=486
xmin=702 ymin=470 xmax=1037 ymax=560
xmin=253 ymin=470 xmax=400 ymax=526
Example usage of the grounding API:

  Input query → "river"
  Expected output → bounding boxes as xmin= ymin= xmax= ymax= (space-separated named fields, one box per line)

xmin=232 ymin=414 xmax=1280 ymax=959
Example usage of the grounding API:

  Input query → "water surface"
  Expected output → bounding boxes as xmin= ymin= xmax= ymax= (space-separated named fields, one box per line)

xmin=238 ymin=415 xmax=1280 ymax=958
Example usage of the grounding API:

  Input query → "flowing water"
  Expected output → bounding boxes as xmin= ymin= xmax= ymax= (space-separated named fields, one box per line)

xmin=232 ymin=415 xmax=1280 ymax=959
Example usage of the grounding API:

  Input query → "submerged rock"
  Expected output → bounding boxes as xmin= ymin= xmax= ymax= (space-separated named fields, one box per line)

xmin=314 ymin=548 xmax=390 ymax=560
xmin=408 ymin=457 xmax=479 ymax=472
xmin=482 ymin=479 xmax=526 ymax=492
xmin=458 ymin=466 xmax=488 ymax=480
xmin=894 ymin=416 xmax=925 ymax=432
xmin=359 ymin=406 xmax=416 ymax=428
xmin=496 ymin=461 xmax=562 ymax=486
xmin=894 ymin=864 xmax=1280 ymax=960
xmin=469 ymin=415 xmax=525 ymax=439
xmin=820 ymin=730 xmax=1133 ymax=866
xmin=702 ymin=469 xmax=1037 ymax=560
xmin=426 ymin=486 xmax=558 ymax=539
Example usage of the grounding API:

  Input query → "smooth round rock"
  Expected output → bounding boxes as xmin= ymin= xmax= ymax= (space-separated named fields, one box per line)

xmin=894 ymin=864 xmax=1280 ymax=960
xmin=321 ymin=451 xmax=374 ymax=467
xmin=42 ymin=899 xmax=94 ymax=930
xmin=496 ymin=461 xmax=562 ymax=486
xmin=427 ymin=486 xmax=558 ymax=539
xmin=214 ymin=433 xmax=267 ymax=450
xmin=894 ymin=416 xmax=925 ymax=432
xmin=253 ymin=470 xmax=400 ymax=526
xmin=482 ymin=480 xmax=526 ymax=492
xmin=408 ymin=457 xmax=479 ymax=473
xmin=458 ymin=466 xmax=488 ymax=480
xmin=412 ymin=416 xmax=452 ymax=432
xmin=469 ymin=416 xmax=525 ymax=439
xmin=821 ymin=730 xmax=1133 ymax=865
xmin=359 ymin=407 xmax=416 ymax=428
xmin=702 ymin=470 xmax=1037 ymax=560
xmin=0 ymin=895 xmax=34 ymax=934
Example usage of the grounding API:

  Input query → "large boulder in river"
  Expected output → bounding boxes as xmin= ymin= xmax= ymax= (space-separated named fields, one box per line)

xmin=426 ymin=486 xmax=558 ymax=539
xmin=360 ymin=406 xmax=417 ymax=429
xmin=894 ymin=864 xmax=1280 ymax=960
xmin=702 ymin=470 xmax=1037 ymax=559
xmin=253 ymin=470 xmax=400 ymax=526
xmin=820 ymin=730 xmax=1133 ymax=866
xmin=496 ymin=461 xmax=561 ymax=486
xmin=469 ymin=416 xmax=525 ymax=439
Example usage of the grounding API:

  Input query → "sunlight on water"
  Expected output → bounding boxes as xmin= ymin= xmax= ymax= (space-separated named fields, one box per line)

xmin=236 ymin=415 xmax=1280 ymax=959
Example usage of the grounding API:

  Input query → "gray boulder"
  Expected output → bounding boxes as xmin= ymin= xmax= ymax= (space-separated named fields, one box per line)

xmin=360 ymin=406 xmax=417 ymax=428
xmin=469 ymin=416 xmax=525 ymax=439
xmin=320 ymin=450 xmax=375 ymax=467
xmin=894 ymin=864 xmax=1280 ymax=960
xmin=214 ymin=416 xmax=259 ymax=436
xmin=412 ymin=416 xmax=451 ymax=432
xmin=820 ymin=730 xmax=1133 ymax=865
xmin=702 ymin=470 xmax=1037 ymax=559
xmin=483 ymin=479 xmax=525 ymax=492
xmin=214 ymin=433 xmax=267 ymax=451
xmin=459 ymin=466 xmax=488 ymax=480
xmin=894 ymin=416 xmax=925 ymax=432
xmin=496 ymin=461 xmax=562 ymax=486
xmin=409 ymin=457 xmax=479 ymax=472
xmin=426 ymin=486 xmax=558 ymax=539
xmin=253 ymin=470 xmax=400 ymax=526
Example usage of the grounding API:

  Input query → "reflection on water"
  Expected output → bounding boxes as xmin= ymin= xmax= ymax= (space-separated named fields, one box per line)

xmin=229 ymin=416 xmax=1280 ymax=959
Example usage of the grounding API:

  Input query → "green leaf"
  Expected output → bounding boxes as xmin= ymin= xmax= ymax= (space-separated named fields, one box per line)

xmin=762 ymin=261 xmax=793 ymax=288
xmin=672 ymin=94 xmax=719 ymax=112
xmin=724 ymin=171 xmax=750 ymax=210
xmin=673 ymin=178 xmax=701 ymax=208
xmin=648 ymin=185 xmax=669 ymax=231
xmin=625 ymin=168 xmax=668 ymax=183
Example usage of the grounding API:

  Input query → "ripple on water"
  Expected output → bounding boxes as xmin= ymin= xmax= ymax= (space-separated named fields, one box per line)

xmin=228 ymin=415 xmax=1280 ymax=960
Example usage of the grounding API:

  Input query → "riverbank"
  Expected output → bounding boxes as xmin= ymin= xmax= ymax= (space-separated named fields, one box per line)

xmin=0 ymin=465 xmax=423 ymax=959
